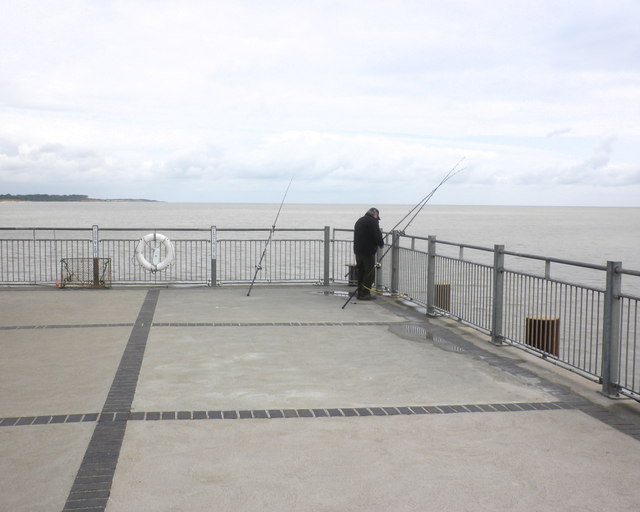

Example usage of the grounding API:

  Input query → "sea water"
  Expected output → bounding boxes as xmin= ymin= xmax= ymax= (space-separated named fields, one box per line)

xmin=1 ymin=202 xmax=638 ymax=270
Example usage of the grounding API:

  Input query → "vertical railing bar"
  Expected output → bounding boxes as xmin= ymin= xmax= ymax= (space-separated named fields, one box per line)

xmin=551 ymin=279 xmax=558 ymax=357
xmin=581 ymin=287 xmax=588 ymax=367
xmin=589 ymin=289 xmax=596 ymax=371
xmin=504 ymin=271 xmax=510 ymax=338
xmin=556 ymin=279 xmax=562 ymax=357
xmin=18 ymin=240 xmax=22 ymax=282
xmin=26 ymin=239 xmax=32 ymax=284
xmin=561 ymin=282 xmax=568 ymax=362
xmin=507 ymin=271 xmax=512 ymax=340
xmin=632 ymin=300 xmax=638 ymax=391
xmin=472 ymin=262 xmax=477 ymax=325
xmin=593 ymin=289 xmax=599 ymax=374
xmin=464 ymin=262 xmax=477 ymax=324
xmin=457 ymin=259 xmax=463 ymax=318
xmin=596 ymin=291 xmax=602 ymax=375
xmin=580 ymin=290 xmax=592 ymax=368
xmin=570 ymin=284 xmax=577 ymax=365
xmin=579 ymin=288 xmax=588 ymax=367
xmin=524 ymin=274 xmax=530 ymax=346
xmin=470 ymin=261 xmax=475 ymax=323
xmin=292 ymin=240 xmax=295 ymax=280
xmin=447 ymin=256 xmax=452 ymax=314
xmin=514 ymin=271 xmax=519 ymax=343
xmin=533 ymin=275 xmax=539 ymax=351
xmin=571 ymin=286 xmax=581 ymax=366
xmin=37 ymin=239 xmax=42 ymax=282
xmin=465 ymin=261 xmax=470 ymax=322
xmin=619 ymin=297 xmax=628 ymax=388
xmin=576 ymin=287 xmax=583 ymax=366
xmin=581 ymin=288 xmax=587 ymax=369
xmin=622 ymin=297 xmax=630 ymax=388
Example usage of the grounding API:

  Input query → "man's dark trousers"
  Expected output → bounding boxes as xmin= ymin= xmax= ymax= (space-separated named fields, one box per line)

xmin=355 ymin=252 xmax=376 ymax=296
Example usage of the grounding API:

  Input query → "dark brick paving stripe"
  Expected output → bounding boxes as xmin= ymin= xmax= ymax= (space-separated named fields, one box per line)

xmin=126 ymin=401 xmax=575 ymax=419
xmin=0 ymin=321 xmax=392 ymax=331
xmin=62 ymin=289 xmax=159 ymax=512
xmin=153 ymin=321 xmax=392 ymax=327
xmin=0 ymin=401 xmax=574 ymax=427
xmin=4 ymin=402 xmax=638 ymax=442
xmin=0 ymin=413 xmax=99 ymax=426
xmin=0 ymin=323 xmax=134 ymax=331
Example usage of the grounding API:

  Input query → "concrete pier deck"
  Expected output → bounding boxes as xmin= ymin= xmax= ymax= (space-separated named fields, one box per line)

xmin=1 ymin=285 xmax=639 ymax=511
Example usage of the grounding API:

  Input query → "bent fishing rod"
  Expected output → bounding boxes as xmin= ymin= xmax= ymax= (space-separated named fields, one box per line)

xmin=341 ymin=159 xmax=466 ymax=309
xmin=247 ymin=176 xmax=294 ymax=297
xmin=385 ymin=158 xmax=465 ymax=237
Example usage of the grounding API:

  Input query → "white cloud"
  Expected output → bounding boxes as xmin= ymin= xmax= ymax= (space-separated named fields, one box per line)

xmin=1 ymin=0 xmax=639 ymax=205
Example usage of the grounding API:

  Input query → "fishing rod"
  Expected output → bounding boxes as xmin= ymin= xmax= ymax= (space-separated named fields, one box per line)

xmin=247 ymin=176 xmax=294 ymax=297
xmin=384 ymin=158 xmax=466 ymax=237
xmin=341 ymin=159 xmax=465 ymax=309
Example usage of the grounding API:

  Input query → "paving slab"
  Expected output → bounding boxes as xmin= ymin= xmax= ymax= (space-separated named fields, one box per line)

xmin=152 ymin=286 xmax=402 ymax=324
xmin=0 ymin=288 xmax=147 ymax=327
xmin=109 ymin=411 xmax=640 ymax=512
xmin=0 ymin=327 xmax=131 ymax=417
xmin=133 ymin=323 xmax=554 ymax=412
xmin=0 ymin=423 xmax=94 ymax=512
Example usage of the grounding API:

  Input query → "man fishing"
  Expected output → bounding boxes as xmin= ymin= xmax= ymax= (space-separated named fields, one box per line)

xmin=342 ymin=160 xmax=465 ymax=309
xmin=353 ymin=207 xmax=384 ymax=300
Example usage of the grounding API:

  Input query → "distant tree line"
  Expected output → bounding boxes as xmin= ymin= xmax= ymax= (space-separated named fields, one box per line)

xmin=0 ymin=194 xmax=91 ymax=201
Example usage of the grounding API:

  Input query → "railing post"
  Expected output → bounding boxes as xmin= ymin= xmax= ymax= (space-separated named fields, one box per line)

xmin=210 ymin=226 xmax=218 ymax=287
xmin=390 ymin=230 xmax=401 ymax=293
xmin=92 ymin=225 xmax=99 ymax=258
xmin=427 ymin=236 xmax=436 ymax=316
xmin=491 ymin=244 xmax=505 ymax=345
xmin=602 ymin=260 xmax=622 ymax=397
xmin=323 ymin=226 xmax=330 ymax=286
xmin=92 ymin=225 xmax=100 ymax=287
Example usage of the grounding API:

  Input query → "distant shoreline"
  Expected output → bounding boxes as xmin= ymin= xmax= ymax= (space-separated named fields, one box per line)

xmin=0 ymin=194 xmax=158 ymax=202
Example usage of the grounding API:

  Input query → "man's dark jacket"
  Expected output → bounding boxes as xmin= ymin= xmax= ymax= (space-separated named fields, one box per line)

xmin=354 ymin=213 xmax=384 ymax=255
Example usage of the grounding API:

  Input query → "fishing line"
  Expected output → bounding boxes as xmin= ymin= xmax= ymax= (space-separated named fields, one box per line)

xmin=388 ymin=157 xmax=465 ymax=236
xmin=247 ymin=176 xmax=294 ymax=296
xmin=402 ymin=162 xmax=465 ymax=231
xmin=341 ymin=160 xmax=465 ymax=309
xmin=360 ymin=284 xmax=407 ymax=298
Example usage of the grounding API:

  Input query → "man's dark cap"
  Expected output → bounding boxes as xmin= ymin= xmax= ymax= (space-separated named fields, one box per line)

xmin=367 ymin=207 xmax=381 ymax=219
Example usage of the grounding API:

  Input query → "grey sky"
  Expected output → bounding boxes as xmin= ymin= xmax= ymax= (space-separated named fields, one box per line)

xmin=1 ymin=0 xmax=639 ymax=205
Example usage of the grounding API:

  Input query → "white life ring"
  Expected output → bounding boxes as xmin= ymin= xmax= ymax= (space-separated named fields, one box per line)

xmin=135 ymin=233 xmax=175 ymax=272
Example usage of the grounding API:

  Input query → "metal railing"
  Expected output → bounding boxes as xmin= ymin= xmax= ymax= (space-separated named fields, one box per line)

xmin=376 ymin=232 xmax=640 ymax=401
xmin=0 ymin=226 xmax=331 ymax=286
xmin=1 ymin=225 xmax=638 ymax=401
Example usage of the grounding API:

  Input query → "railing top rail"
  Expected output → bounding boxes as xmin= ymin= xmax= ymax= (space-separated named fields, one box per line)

xmin=435 ymin=238 xmax=490 ymax=252
xmin=433 ymin=237 xmax=610 ymax=272
xmin=397 ymin=232 xmax=430 ymax=242
xmin=216 ymin=228 xmax=326 ymax=233
xmin=501 ymin=249 xmax=607 ymax=271
xmin=0 ymin=227 xmax=94 ymax=231
xmin=0 ymin=227 xmax=327 ymax=233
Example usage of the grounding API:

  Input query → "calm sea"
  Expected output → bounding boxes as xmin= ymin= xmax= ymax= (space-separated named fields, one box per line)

xmin=1 ymin=202 xmax=638 ymax=269
xmin=0 ymin=202 xmax=640 ymax=269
